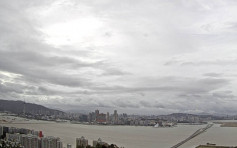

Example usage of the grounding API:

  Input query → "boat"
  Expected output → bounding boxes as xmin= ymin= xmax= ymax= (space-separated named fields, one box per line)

xmin=154 ymin=123 xmax=159 ymax=128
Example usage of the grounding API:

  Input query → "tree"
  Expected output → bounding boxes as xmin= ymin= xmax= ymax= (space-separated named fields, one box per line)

xmin=86 ymin=146 xmax=94 ymax=148
xmin=0 ymin=140 xmax=22 ymax=148
xmin=76 ymin=145 xmax=84 ymax=148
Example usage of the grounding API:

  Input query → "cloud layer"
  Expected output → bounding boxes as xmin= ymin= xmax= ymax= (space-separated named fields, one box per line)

xmin=1 ymin=0 xmax=237 ymax=115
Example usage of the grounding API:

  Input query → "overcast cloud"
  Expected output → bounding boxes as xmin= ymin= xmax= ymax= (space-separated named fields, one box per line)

xmin=1 ymin=0 xmax=237 ymax=115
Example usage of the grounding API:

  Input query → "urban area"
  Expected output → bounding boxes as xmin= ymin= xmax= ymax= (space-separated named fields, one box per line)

xmin=16 ymin=109 xmax=231 ymax=127
xmin=0 ymin=125 xmax=122 ymax=148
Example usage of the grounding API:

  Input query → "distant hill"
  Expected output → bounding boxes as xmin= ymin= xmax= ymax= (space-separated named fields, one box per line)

xmin=0 ymin=99 xmax=65 ymax=115
xmin=158 ymin=112 xmax=226 ymax=120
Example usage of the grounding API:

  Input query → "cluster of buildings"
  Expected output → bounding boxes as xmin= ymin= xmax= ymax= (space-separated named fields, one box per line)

xmin=76 ymin=136 xmax=122 ymax=148
xmin=86 ymin=110 xmax=175 ymax=127
xmin=4 ymin=105 xmax=233 ymax=126
xmin=88 ymin=110 xmax=119 ymax=125
xmin=0 ymin=125 xmax=63 ymax=148
xmin=0 ymin=125 xmax=122 ymax=148
xmin=158 ymin=113 xmax=214 ymax=124
xmin=196 ymin=143 xmax=237 ymax=148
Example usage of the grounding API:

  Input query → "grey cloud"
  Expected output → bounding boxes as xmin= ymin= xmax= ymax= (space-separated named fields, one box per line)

xmin=164 ymin=59 xmax=181 ymax=66
xmin=139 ymin=100 xmax=164 ymax=109
xmin=139 ymin=100 xmax=152 ymax=107
xmin=203 ymin=73 xmax=222 ymax=77
xmin=182 ymin=59 xmax=237 ymax=66
xmin=153 ymin=103 xmax=165 ymax=109
xmin=165 ymin=58 xmax=237 ymax=67
xmin=0 ymin=49 xmax=128 ymax=87
xmin=168 ymin=89 xmax=237 ymax=115
xmin=114 ymin=99 xmax=140 ymax=109
xmin=225 ymin=22 xmax=237 ymax=30
xmin=0 ymin=80 xmax=61 ymax=99
xmin=212 ymin=91 xmax=235 ymax=100
xmin=101 ymin=68 xmax=130 ymax=76
xmin=0 ymin=0 xmax=127 ymax=88
xmin=0 ymin=50 xmax=98 ymax=68
xmin=1 ymin=0 xmax=237 ymax=115
xmin=91 ymin=77 xmax=229 ymax=95
xmin=104 ymin=32 xmax=113 ymax=37
xmin=0 ymin=82 xmax=24 ymax=94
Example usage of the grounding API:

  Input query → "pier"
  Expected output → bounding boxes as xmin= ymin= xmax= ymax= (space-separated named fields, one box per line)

xmin=170 ymin=124 xmax=213 ymax=148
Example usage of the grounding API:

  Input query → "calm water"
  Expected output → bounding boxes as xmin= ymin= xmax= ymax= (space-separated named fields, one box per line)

xmin=3 ymin=122 xmax=237 ymax=148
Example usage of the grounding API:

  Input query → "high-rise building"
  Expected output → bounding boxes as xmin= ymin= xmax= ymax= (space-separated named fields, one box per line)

xmin=21 ymin=134 xmax=39 ymax=148
xmin=41 ymin=136 xmax=61 ymax=148
xmin=96 ymin=113 xmax=106 ymax=123
xmin=93 ymin=138 xmax=108 ymax=147
xmin=88 ymin=112 xmax=96 ymax=123
xmin=95 ymin=109 xmax=99 ymax=120
xmin=114 ymin=110 xmax=118 ymax=124
xmin=67 ymin=144 xmax=72 ymax=148
xmin=76 ymin=136 xmax=88 ymax=148
xmin=32 ymin=130 xmax=39 ymax=137
xmin=56 ymin=141 xmax=63 ymax=148
xmin=95 ymin=109 xmax=99 ymax=116
xmin=106 ymin=112 xmax=110 ymax=124
xmin=88 ymin=113 xmax=92 ymax=123
xmin=0 ymin=126 xmax=3 ymax=137
xmin=6 ymin=133 xmax=21 ymax=142
xmin=23 ymin=99 xmax=26 ymax=116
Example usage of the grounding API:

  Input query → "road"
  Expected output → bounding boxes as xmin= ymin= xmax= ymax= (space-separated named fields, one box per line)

xmin=170 ymin=124 xmax=213 ymax=148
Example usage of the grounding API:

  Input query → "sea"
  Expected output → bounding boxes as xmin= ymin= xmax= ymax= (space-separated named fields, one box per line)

xmin=3 ymin=120 xmax=237 ymax=148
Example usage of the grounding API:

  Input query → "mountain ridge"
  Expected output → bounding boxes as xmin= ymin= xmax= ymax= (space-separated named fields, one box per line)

xmin=0 ymin=99 xmax=65 ymax=115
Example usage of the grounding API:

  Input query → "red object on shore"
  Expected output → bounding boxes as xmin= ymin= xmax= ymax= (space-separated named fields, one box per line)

xmin=39 ymin=131 xmax=43 ymax=138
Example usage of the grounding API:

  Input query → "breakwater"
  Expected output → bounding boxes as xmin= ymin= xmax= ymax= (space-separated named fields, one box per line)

xmin=171 ymin=124 xmax=213 ymax=148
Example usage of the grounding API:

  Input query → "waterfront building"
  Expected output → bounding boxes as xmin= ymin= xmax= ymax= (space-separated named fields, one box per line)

xmin=6 ymin=133 xmax=21 ymax=142
xmin=96 ymin=113 xmax=106 ymax=124
xmin=21 ymin=134 xmax=39 ymax=148
xmin=9 ymin=127 xmax=17 ymax=134
xmin=0 ymin=125 xmax=3 ymax=137
xmin=88 ymin=113 xmax=92 ymax=123
xmin=0 ymin=126 xmax=65 ymax=148
xmin=88 ymin=112 xmax=96 ymax=123
xmin=67 ymin=144 xmax=72 ymax=148
xmin=20 ymin=128 xmax=31 ymax=135
xmin=113 ymin=110 xmax=118 ymax=124
xmin=196 ymin=143 xmax=237 ymax=148
xmin=76 ymin=136 xmax=88 ymax=148
xmin=41 ymin=136 xmax=61 ymax=148
xmin=3 ymin=126 xmax=9 ymax=134
xmin=79 ymin=114 xmax=88 ymax=122
xmin=106 ymin=112 xmax=110 ymax=124
xmin=56 ymin=141 xmax=63 ymax=148
xmin=95 ymin=109 xmax=99 ymax=119
xmin=93 ymin=138 xmax=108 ymax=147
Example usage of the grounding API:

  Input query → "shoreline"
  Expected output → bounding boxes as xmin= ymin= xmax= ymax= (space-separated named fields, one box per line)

xmin=214 ymin=122 xmax=237 ymax=127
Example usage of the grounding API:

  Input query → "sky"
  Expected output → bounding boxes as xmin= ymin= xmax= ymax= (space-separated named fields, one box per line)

xmin=1 ymin=0 xmax=237 ymax=115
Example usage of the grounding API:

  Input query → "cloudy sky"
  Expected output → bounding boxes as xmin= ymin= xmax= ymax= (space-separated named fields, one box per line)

xmin=1 ymin=0 xmax=237 ymax=115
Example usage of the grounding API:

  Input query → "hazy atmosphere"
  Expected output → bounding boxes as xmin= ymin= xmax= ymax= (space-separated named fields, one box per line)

xmin=1 ymin=0 xmax=237 ymax=115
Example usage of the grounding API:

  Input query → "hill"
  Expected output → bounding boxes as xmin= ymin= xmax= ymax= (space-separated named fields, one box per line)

xmin=0 ymin=99 xmax=64 ymax=115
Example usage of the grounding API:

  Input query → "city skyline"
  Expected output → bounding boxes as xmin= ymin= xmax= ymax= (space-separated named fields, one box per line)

xmin=1 ymin=0 xmax=237 ymax=115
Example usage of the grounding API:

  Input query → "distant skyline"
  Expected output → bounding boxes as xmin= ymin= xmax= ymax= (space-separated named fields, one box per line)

xmin=1 ymin=0 xmax=237 ymax=115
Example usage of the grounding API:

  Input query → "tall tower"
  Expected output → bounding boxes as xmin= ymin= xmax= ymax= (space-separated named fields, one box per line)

xmin=23 ymin=99 xmax=26 ymax=116
xmin=95 ymin=109 xmax=99 ymax=121
xmin=106 ymin=112 xmax=110 ymax=124
xmin=114 ymin=110 xmax=118 ymax=124
xmin=95 ymin=109 xmax=99 ymax=116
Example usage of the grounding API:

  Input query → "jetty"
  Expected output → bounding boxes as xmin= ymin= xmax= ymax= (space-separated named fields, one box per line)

xmin=171 ymin=124 xmax=213 ymax=148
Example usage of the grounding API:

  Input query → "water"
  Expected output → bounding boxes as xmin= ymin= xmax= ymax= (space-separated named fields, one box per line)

xmin=180 ymin=124 xmax=237 ymax=148
xmin=3 ymin=122 xmax=237 ymax=148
